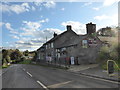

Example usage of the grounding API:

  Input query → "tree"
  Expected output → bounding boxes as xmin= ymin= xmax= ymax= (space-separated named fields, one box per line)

xmin=2 ymin=49 xmax=11 ymax=65
xmin=97 ymin=27 xmax=115 ymax=37
xmin=23 ymin=50 xmax=29 ymax=56
xmin=10 ymin=49 xmax=23 ymax=62
xmin=32 ymin=51 xmax=37 ymax=61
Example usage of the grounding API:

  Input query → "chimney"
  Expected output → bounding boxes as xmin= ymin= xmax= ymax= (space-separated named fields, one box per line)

xmin=86 ymin=22 xmax=96 ymax=35
xmin=53 ymin=32 xmax=57 ymax=37
xmin=66 ymin=25 xmax=72 ymax=31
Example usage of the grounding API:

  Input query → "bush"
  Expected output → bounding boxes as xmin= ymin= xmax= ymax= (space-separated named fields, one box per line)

xmin=18 ymin=59 xmax=32 ymax=64
xmin=98 ymin=46 xmax=110 ymax=62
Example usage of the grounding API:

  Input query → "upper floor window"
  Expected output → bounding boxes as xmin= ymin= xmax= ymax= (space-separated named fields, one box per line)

xmin=82 ymin=40 xmax=88 ymax=48
xmin=61 ymin=47 xmax=66 ymax=51
xmin=51 ymin=42 xmax=54 ymax=48
xmin=49 ymin=43 xmax=51 ymax=49
xmin=46 ymin=45 xmax=47 ymax=49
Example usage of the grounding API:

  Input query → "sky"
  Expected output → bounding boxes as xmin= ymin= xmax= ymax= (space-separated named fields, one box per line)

xmin=0 ymin=0 xmax=119 ymax=51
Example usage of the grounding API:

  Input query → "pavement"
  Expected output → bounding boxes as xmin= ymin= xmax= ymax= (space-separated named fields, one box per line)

xmin=68 ymin=64 xmax=120 ymax=82
xmin=2 ymin=64 xmax=119 ymax=89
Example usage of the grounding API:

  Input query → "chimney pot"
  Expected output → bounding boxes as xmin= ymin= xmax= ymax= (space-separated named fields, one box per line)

xmin=67 ymin=25 xmax=72 ymax=30
xmin=86 ymin=22 xmax=96 ymax=35
xmin=53 ymin=32 xmax=57 ymax=37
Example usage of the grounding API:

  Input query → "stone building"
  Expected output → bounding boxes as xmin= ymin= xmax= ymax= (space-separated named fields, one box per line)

xmin=37 ymin=22 xmax=103 ymax=65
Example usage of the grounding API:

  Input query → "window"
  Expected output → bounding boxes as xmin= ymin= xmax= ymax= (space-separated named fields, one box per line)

xmin=82 ymin=40 xmax=88 ymax=48
xmin=46 ymin=45 xmax=47 ymax=49
xmin=49 ymin=43 xmax=51 ymax=48
xmin=61 ymin=47 xmax=66 ymax=51
xmin=51 ymin=43 xmax=54 ymax=48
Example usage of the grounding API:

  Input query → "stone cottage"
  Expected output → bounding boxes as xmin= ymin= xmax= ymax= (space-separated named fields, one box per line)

xmin=36 ymin=22 xmax=103 ymax=65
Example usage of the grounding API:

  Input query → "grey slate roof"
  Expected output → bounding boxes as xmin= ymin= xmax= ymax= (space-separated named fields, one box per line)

xmin=56 ymin=34 xmax=87 ymax=48
xmin=44 ymin=29 xmax=77 ymax=45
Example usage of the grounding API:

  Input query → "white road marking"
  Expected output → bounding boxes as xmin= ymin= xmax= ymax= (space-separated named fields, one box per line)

xmin=26 ymin=72 xmax=32 ymax=77
xmin=47 ymin=81 xmax=72 ymax=88
xmin=37 ymin=80 xmax=48 ymax=90
xmin=23 ymin=68 xmax=26 ymax=71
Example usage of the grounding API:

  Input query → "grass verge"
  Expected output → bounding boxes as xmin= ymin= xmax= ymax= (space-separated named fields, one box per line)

xmin=2 ymin=64 xmax=10 ymax=69
xmin=18 ymin=60 xmax=32 ymax=64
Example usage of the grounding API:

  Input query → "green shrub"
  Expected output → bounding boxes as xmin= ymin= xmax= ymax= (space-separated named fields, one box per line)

xmin=98 ymin=46 xmax=110 ymax=62
xmin=18 ymin=60 xmax=32 ymax=64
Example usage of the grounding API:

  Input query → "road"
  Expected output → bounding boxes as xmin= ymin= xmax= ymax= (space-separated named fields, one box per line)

xmin=2 ymin=64 xmax=119 ymax=89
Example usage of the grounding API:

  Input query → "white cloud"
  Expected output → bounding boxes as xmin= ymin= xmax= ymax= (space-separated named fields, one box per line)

xmin=94 ymin=14 xmax=118 ymax=25
xmin=4 ymin=22 xmax=18 ymax=34
xmin=21 ymin=18 xmax=49 ymax=36
xmin=15 ymin=27 xmax=63 ymax=51
xmin=110 ymin=14 xmax=118 ymax=26
xmin=40 ymin=15 xmax=43 ymax=18
xmin=6 ymin=42 xmax=9 ymax=44
xmin=92 ymin=7 xmax=100 ymax=11
xmin=21 ymin=3 xmax=30 ymax=9
xmin=94 ymin=14 xmax=118 ymax=29
xmin=61 ymin=8 xmax=65 ymax=11
xmin=5 ymin=23 xmax=13 ymax=31
xmin=94 ymin=15 xmax=109 ymax=21
xmin=40 ymin=18 xmax=49 ymax=23
xmin=103 ymin=0 xmax=119 ymax=6
xmin=34 ymin=1 xmax=43 ymax=6
xmin=82 ymin=2 xmax=92 ymax=7
xmin=61 ymin=21 xmax=86 ymax=34
xmin=23 ymin=21 xmax=41 ymax=30
xmin=10 ymin=35 xmax=20 ymax=39
xmin=1 ymin=3 xmax=31 ymax=14
xmin=15 ymin=18 xmax=63 ymax=51
xmin=44 ymin=1 xmax=56 ymax=8
xmin=0 ymin=22 xmax=4 ymax=27
xmin=31 ymin=6 xmax=36 ymax=11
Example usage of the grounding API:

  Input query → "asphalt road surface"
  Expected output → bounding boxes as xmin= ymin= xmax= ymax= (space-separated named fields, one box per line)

xmin=2 ymin=64 xmax=119 ymax=89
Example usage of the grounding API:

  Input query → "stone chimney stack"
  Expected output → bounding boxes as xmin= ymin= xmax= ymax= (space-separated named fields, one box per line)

xmin=86 ymin=22 xmax=96 ymax=35
xmin=67 ymin=25 xmax=72 ymax=31
xmin=53 ymin=32 xmax=57 ymax=37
